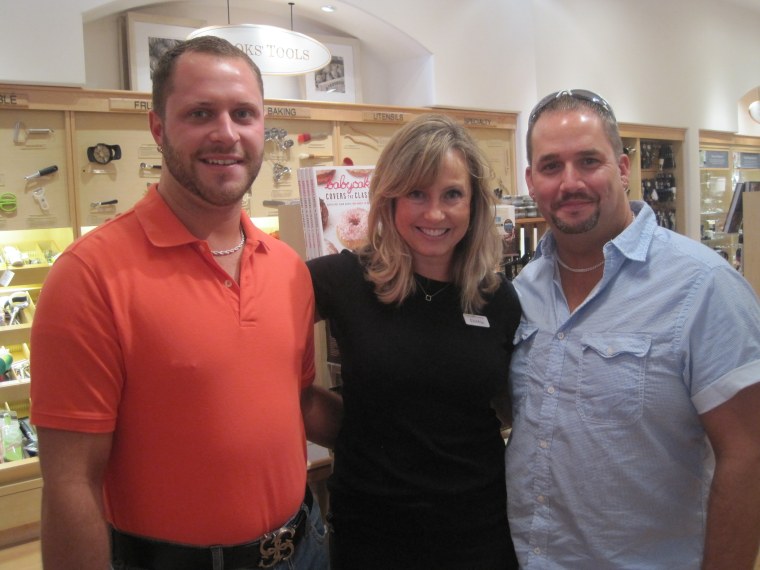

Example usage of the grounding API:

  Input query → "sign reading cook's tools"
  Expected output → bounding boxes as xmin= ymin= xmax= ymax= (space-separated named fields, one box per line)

xmin=188 ymin=25 xmax=331 ymax=75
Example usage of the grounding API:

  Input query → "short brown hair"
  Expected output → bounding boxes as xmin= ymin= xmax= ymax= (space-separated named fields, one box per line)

xmin=151 ymin=35 xmax=264 ymax=118
xmin=526 ymin=91 xmax=622 ymax=165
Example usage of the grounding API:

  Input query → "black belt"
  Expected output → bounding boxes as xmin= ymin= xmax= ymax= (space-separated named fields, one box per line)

xmin=111 ymin=487 xmax=313 ymax=570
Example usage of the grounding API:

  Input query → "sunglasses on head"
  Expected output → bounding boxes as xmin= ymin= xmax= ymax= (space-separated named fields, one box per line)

xmin=529 ymin=89 xmax=616 ymax=124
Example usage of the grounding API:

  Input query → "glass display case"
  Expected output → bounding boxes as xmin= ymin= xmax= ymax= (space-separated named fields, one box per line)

xmin=621 ymin=125 xmax=685 ymax=234
xmin=699 ymin=132 xmax=760 ymax=270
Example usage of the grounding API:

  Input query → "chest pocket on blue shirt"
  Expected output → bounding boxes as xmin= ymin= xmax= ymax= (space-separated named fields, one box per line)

xmin=577 ymin=333 xmax=651 ymax=426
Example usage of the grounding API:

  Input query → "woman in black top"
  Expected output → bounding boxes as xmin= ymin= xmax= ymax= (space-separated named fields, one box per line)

xmin=308 ymin=114 xmax=521 ymax=569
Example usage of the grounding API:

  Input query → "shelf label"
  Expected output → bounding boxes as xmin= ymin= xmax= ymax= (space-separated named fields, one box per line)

xmin=701 ymin=150 xmax=729 ymax=168
xmin=109 ymin=98 xmax=152 ymax=112
xmin=462 ymin=116 xmax=509 ymax=128
xmin=362 ymin=111 xmax=406 ymax=123
xmin=0 ymin=92 xmax=28 ymax=107
xmin=737 ymin=152 xmax=760 ymax=169
xmin=266 ymin=106 xmax=311 ymax=118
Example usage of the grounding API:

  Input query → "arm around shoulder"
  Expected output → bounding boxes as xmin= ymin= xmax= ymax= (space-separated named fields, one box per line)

xmin=301 ymin=384 xmax=343 ymax=449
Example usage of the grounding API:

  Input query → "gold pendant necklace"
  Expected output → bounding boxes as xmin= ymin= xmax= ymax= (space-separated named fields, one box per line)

xmin=416 ymin=278 xmax=451 ymax=301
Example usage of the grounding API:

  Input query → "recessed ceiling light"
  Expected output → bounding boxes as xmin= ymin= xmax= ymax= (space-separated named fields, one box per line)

xmin=321 ymin=5 xmax=337 ymax=13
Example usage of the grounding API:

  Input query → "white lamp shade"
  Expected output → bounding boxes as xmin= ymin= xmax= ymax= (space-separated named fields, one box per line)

xmin=749 ymin=100 xmax=760 ymax=124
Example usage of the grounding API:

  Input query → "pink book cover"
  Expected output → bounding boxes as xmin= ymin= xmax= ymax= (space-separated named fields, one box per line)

xmin=298 ymin=165 xmax=374 ymax=259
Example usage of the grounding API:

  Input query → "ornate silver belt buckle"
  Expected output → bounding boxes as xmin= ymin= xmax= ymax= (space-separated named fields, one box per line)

xmin=258 ymin=526 xmax=296 ymax=568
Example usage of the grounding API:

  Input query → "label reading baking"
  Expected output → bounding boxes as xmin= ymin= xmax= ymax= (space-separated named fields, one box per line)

xmin=0 ymin=92 xmax=28 ymax=107
xmin=463 ymin=314 xmax=490 ymax=328
xmin=266 ymin=106 xmax=311 ymax=118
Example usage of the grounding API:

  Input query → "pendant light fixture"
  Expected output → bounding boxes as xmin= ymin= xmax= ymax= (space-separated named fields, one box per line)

xmin=749 ymin=86 xmax=760 ymax=124
xmin=188 ymin=0 xmax=331 ymax=76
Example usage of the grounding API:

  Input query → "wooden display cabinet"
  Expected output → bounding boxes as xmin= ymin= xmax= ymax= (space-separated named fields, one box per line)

xmin=621 ymin=123 xmax=686 ymax=233
xmin=255 ymin=103 xmax=518 ymax=217
xmin=743 ymin=192 xmax=760 ymax=296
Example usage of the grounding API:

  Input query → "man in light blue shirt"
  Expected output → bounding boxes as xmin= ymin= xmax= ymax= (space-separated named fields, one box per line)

xmin=507 ymin=89 xmax=760 ymax=569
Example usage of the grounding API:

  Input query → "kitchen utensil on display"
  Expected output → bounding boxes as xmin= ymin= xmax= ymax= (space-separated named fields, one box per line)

xmin=32 ymin=188 xmax=50 ymax=212
xmin=13 ymin=121 xmax=54 ymax=144
xmin=7 ymin=292 xmax=29 ymax=325
xmin=90 ymin=199 xmax=118 ymax=208
xmin=87 ymin=143 xmax=122 ymax=165
xmin=0 ymin=193 xmax=17 ymax=213
xmin=24 ymin=165 xmax=58 ymax=180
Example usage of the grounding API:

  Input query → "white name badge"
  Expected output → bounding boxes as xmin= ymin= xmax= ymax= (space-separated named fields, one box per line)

xmin=463 ymin=313 xmax=490 ymax=328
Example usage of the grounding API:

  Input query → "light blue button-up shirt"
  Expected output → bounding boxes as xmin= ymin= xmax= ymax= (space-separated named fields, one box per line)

xmin=507 ymin=201 xmax=760 ymax=569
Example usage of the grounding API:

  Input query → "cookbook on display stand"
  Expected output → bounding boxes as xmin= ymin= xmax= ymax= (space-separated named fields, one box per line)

xmin=298 ymin=165 xmax=374 ymax=260
xmin=298 ymin=165 xmax=375 ymax=387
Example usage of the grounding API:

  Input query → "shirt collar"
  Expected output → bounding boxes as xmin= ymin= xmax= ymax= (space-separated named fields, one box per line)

xmin=134 ymin=184 xmax=271 ymax=253
xmin=609 ymin=200 xmax=656 ymax=262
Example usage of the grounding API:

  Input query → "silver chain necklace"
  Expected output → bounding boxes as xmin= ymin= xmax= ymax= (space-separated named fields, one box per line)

xmin=556 ymin=256 xmax=605 ymax=273
xmin=554 ymin=212 xmax=634 ymax=273
xmin=211 ymin=226 xmax=246 ymax=256
xmin=416 ymin=278 xmax=451 ymax=301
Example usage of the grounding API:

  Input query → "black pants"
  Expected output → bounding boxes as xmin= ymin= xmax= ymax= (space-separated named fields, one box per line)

xmin=327 ymin=512 xmax=519 ymax=570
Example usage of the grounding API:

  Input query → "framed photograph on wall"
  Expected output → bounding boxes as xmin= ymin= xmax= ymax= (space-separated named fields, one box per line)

xmin=124 ymin=12 xmax=206 ymax=92
xmin=302 ymin=36 xmax=362 ymax=103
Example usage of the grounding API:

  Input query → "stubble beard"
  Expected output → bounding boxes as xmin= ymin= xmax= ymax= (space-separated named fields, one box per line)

xmin=162 ymin=135 xmax=263 ymax=207
xmin=551 ymin=207 xmax=600 ymax=235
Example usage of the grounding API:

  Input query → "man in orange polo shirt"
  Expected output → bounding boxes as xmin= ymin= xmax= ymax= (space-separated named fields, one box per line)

xmin=30 ymin=36 xmax=340 ymax=570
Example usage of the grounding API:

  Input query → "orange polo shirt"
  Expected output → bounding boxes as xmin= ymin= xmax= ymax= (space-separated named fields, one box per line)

xmin=31 ymin=185 xmax=315 ymax=545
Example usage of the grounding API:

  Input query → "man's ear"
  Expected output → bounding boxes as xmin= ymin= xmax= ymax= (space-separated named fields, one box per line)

xmin=525 ymin=167 xmax=535 ymax=199
xmin=148 ymin=111 xmax=163 ymax=147
xmin=618 ymin=153 xmax=631 ymax=189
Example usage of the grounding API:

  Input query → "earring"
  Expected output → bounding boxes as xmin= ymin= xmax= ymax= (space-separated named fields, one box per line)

xmin=157 ymin=145 xmax=163 ymax=154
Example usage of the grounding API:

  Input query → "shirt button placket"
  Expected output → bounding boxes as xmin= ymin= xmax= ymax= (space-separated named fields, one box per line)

xmin=528 ymin=329 xmax=567 ymax=561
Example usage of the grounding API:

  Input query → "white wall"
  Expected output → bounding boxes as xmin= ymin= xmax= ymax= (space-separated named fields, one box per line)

xmin=3 ymin=0 xmax=760 ymax=236
xmin=526 ymin=0 xmax=760 ymax=236
xmin=0 ymin=1 xmax=88 ymax=86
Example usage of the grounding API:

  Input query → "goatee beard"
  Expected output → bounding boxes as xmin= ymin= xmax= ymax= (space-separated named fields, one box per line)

xmin=552 ymin=211 xmax=599 ymax=234
xmin=162 ymin=141 xmax=261 ymax=207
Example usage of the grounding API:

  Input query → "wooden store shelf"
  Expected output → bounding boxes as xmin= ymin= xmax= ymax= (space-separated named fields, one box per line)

xmin=0 ymin=379 xmax=31 ymax=405
xmin=744 ymin=192 xmax=760 ymax=296
xmin=0 ymin=458 xmax=42 ymax=549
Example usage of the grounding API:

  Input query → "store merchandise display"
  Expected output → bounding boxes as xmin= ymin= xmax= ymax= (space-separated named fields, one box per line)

xmin=639 ymin=140 xmax=679 ymax=229
xmin=699 ymin=134 xmax=760 ymax=269
xmin=298 ymin=164 xmax=374 ymax=259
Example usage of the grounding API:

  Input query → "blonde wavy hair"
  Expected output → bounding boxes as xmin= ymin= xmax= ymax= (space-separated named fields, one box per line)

xmin=358 ymin=113 xmax=502 ymax=314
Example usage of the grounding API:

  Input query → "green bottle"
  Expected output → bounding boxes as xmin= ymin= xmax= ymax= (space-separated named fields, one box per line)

xmin=2 ymin=412 xmax=24 ymax=462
